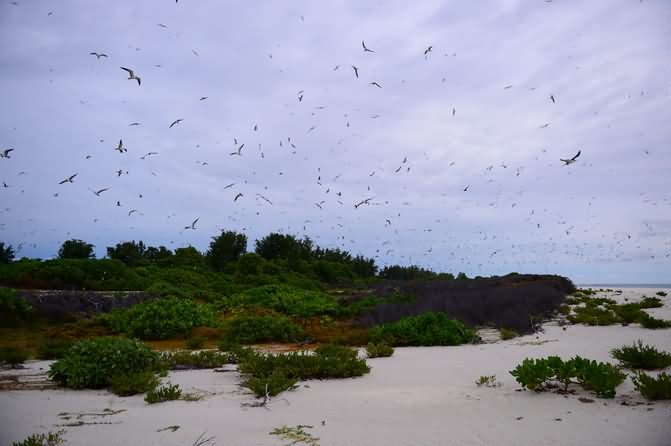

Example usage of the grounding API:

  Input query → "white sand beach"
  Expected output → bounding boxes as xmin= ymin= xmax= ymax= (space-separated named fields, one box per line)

xmin=1 ymin=287 xmax=670 ymax=446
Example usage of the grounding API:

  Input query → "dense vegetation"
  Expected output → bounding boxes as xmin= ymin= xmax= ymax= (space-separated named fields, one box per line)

xmin=632 ymin=372 xmax=671 ymax=400
xmin=369 ymin=312 xmax=478 ymax=346
xmin=565 ymin=292 xmax=671 ymax=329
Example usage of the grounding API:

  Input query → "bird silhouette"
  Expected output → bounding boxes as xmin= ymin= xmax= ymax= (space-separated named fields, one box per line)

xmin=352 ymin=65 xmax=359 ymax=78
xmin=362 ymin=41 xmax=375 ymax=52
xmin=560 ymin=150 xmax=581 ymax=165
xmin=90 ymin=52 xmax=108 ymax=59
xmin=1 ymin=148 xmax=14 ymax=158
xmin=58 ymin=174 xmax=77 ymax=184
xmin=120 ymin=67 xmax=141 ymax=85
xmin=169 ymin=118 xmax=183 ymax=128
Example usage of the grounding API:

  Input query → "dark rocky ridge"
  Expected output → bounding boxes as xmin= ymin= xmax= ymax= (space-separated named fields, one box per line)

xmin=14 ymin=289 xmax=156 ymax=319
xmin=356 ymin=274 xmax=575 ymax=334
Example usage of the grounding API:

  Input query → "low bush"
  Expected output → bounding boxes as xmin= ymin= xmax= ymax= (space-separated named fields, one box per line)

xmin=475 ymin=375 xmax=500 ymax=387
xmin=638 ymin=313 xmax=671 ymax=329
xmin=0 ymin=287 xmax=33 ymax=325
xmin=223 ymin=315 xmax=305 ymax=344
xmin=35 ymin=338 xmax=73 ymax=360
xmin=499 ymin=328 xmax=519 ymax=340
xmin=632 ymin=371 xmax=671 ymax=400
xmin=48 ymin=337 xmax=161 ymax=389
xmin=656 ymin=291 xmax=667 ymax=297
xmin=145 ymin=383 xmax=182 ymax=404
xmin=185 ymin=336 xmax=207 ymax=350
xmin=11 ymin=430 xmax=65 ymax=446
xmin=611 ymin=341 xmax=671 ymax=370
xmin=99 ymin=297 xmax=216 ymax=340
xmin=215 ymin=284 xmax=339 ymax=317
xmin=369 ymin=312 xmax=477 ymax=346
xmin=0 ymin=347 xmax=29 ymax=368
xmin=365 ymin=342 xmax=395 ymax=358
xmin=510 ymin=355 xmax=626 ymax=398
xmin=238 ymin=344 xmax=370 ymax=397
xmin=639 ymin=296 xmax=664 ymax=309
xmin=161 ymin=350 xmax=231 ymax=369
xmin=109 ymin=370 xmax=160 ymax=396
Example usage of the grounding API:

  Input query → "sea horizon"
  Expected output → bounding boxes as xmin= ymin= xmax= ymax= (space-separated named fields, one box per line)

xmin=577 ymin=283 xmax=671 ymax=288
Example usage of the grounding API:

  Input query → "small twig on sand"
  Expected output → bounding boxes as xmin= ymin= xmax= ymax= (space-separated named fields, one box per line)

xmin=191 ymin=431 xmax=216 ymax=446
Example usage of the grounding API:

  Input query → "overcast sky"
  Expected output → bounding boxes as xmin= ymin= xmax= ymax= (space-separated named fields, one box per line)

xmin=1 ymin=0 xmax=670 ymax=284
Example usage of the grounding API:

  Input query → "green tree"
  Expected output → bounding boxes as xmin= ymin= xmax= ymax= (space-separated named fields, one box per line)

xmin=106 ymin=241 xmax=146 ymax=265
xmin=350 ymin=254 xmax=378 ymax=277
xmin=58 ymin=239 xmax=95 ymax=259
xmin=0 ymin=242 xmax=15 ymax=264
xmin=144 ymin=246 xmax=173 ymax=262
xmin=206 ymin=230 xmax=247 ymax=271
xmin=255 ymin=233 xmax=312 ymax=262
xmin=173 ymin=246 xmax=204 ymax=266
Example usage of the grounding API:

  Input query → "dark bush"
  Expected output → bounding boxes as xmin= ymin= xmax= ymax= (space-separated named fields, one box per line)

xmin=36 ymin=338 xmax=73 ymax=360
xmin=109 ymin=370 xmax=159 ymax=396
xmin=161 ymin=350 xmax=231 ymax=369
xmin=656 ymin=291 xmax=667 ymax=297
xmin=611 ymin=341 xmax=671 ymax=370
xmin=145 ymin=383 xmax=182 ymax=404
xmin=0 ymin=287 xmax=33 ymax=325
xmin=369 ymin=312 xmax=477 ymax=346
xmin=638 ymin=313 xmax=671 ymax=329
xmin=48 ymin=337 xmax=161 ymax=389
xmin=100 ymin=297 xmax=216 ymax=340
xmin=255 ymin=233 xmax=313 ymax=262
xmin=379 ymin=264 xmax=437 ymax=280
xmin=0 ymin=346 xmax=29 ymax=368
xmin=223 ymin=315 xmax=305 ymax=344
xmin=639 ymin=296 xmax=664 ymax=309
xmin=106 ymin=241 xmax=147 ymax=265
xmin=365 ymin=342 xmax=395 ymax=358
xmin=632 ymin=371 xmax=671 ymax=400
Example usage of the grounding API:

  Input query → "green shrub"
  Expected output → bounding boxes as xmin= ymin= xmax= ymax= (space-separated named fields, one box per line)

xmin=109 ymin=370 xmax=159 ymax=396
xmin=638 ymin=313 xmax=671 ymax=329
xmin=369 ymin=312 xmax=477 ymax=346
xmin=639 ymin=296 xmax=664 ymax=308
xmin=238 ymin=345 xmax=370 ymax=397
xmin=100 ymin=297 xmax=216 ymax=340
xmin=0 ymin=287 xmax=33 ymax=324
xmin=11 ymin=430 xmax=65 ymax=446
xmin=161 ymin=350 xmax=231 ymax=369
xmin=243 ymin=370 xmax=299 ymax=397
xmin=216 ymin=284 xmax=339 ymax=317
xmin=48 ymin=337 xmax=160 ymax=389
xmin=223 ymin=315 xmax=305 ymax=344
xmin=499 ymin=328 xmax=519 ymax=340
xmin=567 ymin=306 xmax=618 ymax=326
xmin=185 ymin=336 xmax=207 ymax=350
xmin=145 ymin=383 xmax=182 ymax=404
xmin=475 ymin=375 xmax=500 ymax=387
xmin=611 ymin=341 xmax=671 ymax=370
xmin=35 ymin=338 xmax=73 ymax=360
xmin=510 ymin=355 xmax=626 ymax=398
xmin=656 ymin=291 xmax=667 ymax=297
xmin=365 ymin=342 xmax=395 ymax=358
xmin=0 ymin=347 xmax=29 ymax=367
xmin=632 ymin=372 xmax=671 ymax=400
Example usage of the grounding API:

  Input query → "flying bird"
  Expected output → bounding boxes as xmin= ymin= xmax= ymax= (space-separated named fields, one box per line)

xmin=200 ymin=96 xmax=208 ymax=101
xmin=58 ymin=174 xmax=77 ymax=184
xmin=230 ymin=144 xmax=244 ymax=156
xmin=128 ymin=209 xmax=139 ymax=216
xmin=234 ymin=193 xmax=243 ymax=201
xmin=362 ymin=41 xmax=375 ymax=52
xmin=370 ymin=82 xmax=382 ymax=88
xmin=560 ymin=150 xmax=581 ymax=165
xmin=503 ymin=85 xmax=513 ymax=89
xmin=169 ymin=118 xmax=183 ymax=128
xmin=256 ymin=193 xmax=273 ymax=205
xmin=424 ymin=46 xmax=433 ymax=55
xmin=354 ymin=197 xmax=373 ymax=209
xmin=140 ymin=152 xmax=159 ymax=160
xmin=184 ymin=218 xmax=198 ymax=230
xmin=120 ymin=67 xmax=141 ymax=85
xmin=0 ymin=148 xmax=14 ymax=158
xmin=90 ymin=52 xmax=108 ymax=59
xmin=352 ymin=65 xmax=359 ymax=78
xmin=550 ymin=94 xmax=555 ymax=103
xmin=128 ymin=122 xmax=141 ymax=126
xmin=90 ymin=187 xmax=109 ymax=196
xmin=452 ymin=107 xmax=456 ymax=116
xmin=539 ymin=123 xmax=550 ymax=128
xmin=463 ymin=185 xmax=470 ymax=192
xmin=223 ymin=182 xmax=236 ymax=189
xmin=115 ymin=139 xmax=126 ymax=153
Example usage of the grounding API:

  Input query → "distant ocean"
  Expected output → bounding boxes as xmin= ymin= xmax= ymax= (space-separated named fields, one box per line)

xmin=578 ymin=284 xmax=671 ymax=288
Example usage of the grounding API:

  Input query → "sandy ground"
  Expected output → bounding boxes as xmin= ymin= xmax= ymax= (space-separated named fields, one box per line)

xmin=1 ymin=287 xmax=670 ymax=446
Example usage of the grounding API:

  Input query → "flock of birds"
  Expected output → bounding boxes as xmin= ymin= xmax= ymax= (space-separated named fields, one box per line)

xmin=1 ymin=1 xmax=668 ymax=276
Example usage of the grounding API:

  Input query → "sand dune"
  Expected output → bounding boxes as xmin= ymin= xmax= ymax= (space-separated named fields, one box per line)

xmin=1 ymin=287 xmax=670 ymax=446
